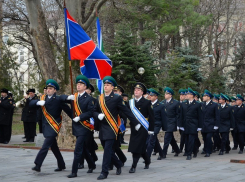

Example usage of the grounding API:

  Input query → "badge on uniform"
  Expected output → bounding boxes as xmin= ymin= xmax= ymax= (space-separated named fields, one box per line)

xmin=151 ymin=105 xmax=153 ymax=109
xmin=122 ymin=101 xmax=125 ymax=105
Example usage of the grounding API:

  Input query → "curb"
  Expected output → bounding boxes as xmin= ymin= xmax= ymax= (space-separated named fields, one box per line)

xmin=230 ymin=159 xmax=245 ymax=164
xmin=0 ymin=145 xmax=74 ymax=152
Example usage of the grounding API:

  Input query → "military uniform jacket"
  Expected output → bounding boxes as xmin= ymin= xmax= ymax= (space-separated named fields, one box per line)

xmin=201 ymin=100 xmax=220 ymax=133
xmin=69 ymin=92 xmax=94 ymax=137
xmin=161 ymin=98 xmax=179 ymax=132
xmin=29 ymin=93 xmax=72 ymax=138
xmin=180 ymin=100 xmax=202 ymax=134
xmin=0 ymin=96 xmax=13 ymax=125
xmin=233 ymin=104 xmax=245 ymax=133
xmin=93 ymin=92 xmax=139 ymax=141
xmin=128 ymin=97 xmax=155 ymax=154
xmin=22 ymin=95 xmax=39 ymax=123
xmin=218 ymin=103 xmax=234 ymax=133
xmin=152 ymin=100 xmax=166 ymax=134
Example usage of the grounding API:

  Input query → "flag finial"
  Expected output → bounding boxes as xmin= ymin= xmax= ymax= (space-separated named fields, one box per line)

xmin=64 ymin=0 xmax=66 ymax=8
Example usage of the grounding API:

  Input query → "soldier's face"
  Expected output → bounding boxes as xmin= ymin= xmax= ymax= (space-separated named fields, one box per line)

xmin=194 ymin=96 xmax=198 ymax=101
xmin=236 ymin=99 xmax=243 ymax=106
xmin=180 ymin=94 xmax=185 ymax=101
xmin=1 ymin=92 xmax=7 ymax=97
xmin=231 ymin=101 xmax=236 ymax=106
xmin=123 ymin=96 xmax=128 ymax=101
xmin=202 ymin=95 xmax=210 ymax=102
xmin=212 ymin=98 xmax=218 ymax=103
xmin=134 ymin=88 xmax=143 ymax=98
xmin=77 ymin=83 xmax=86 ymax=92
xmin=29 ymin=92 xmax=35 ymax=98
xmin=219 ymin=99 xmax=226 ymax=104
xmin=187 ymin=93 xmax=194 ymax=100
xmin=164 ymin=93 xmax=172 ymax=100
xmin=46 ymin=87 xmax=56 ymax=96
xmin=104 ymin=83 xmax=114 ymax=93
xmin=150 ymin=95 xmax=157 ymax=102
xmin=43 ymin=89 xmax=47 ymax=95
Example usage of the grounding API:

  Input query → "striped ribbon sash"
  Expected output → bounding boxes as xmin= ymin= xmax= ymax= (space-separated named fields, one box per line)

xmin=98 ymin=94 xmax=120 ymax=137
xmin=129 ymin=98 xmax=149 ymax=131
xmin=41 ymin=95 xmax=62 ymax=134
xmin=74 ymin=93 xmax=94 ymax=131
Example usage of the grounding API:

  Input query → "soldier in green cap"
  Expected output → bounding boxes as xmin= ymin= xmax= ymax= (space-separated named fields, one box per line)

xmin=194 ymin=91 xmax=200 ymax=102
xmin=212 ymin=94 xmax=220 ymax=103
xmin=218 ymin=93 xmax=234 ymax=155
xmin=146 ymin=88 xmax=166 ymax=160
xmin=64 ymin=75 xmax=96 ymax=178
xmin=201 ymin=89 xmax=220 ymax=157
xmin=179 ymin=88 xmax=202 ymax=160
xmin=93 ymin=76 xmax=140 ymax=179
xmin=233 ymin=94 xmax=245 ymax=154
xmin=178 ymin=88 xmax=187 ymax=153
xmin=230 ymin=96 xmax=239 ymax=150
xmin=161 ymin=87 xmax=181 ymax=158
xmin=30 ymin=79 xmax=72 ymax=172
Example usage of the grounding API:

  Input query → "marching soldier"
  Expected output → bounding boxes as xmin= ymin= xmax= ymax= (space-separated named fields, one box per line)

xmin=78 ymin=83 xmax=98 ymax=170
xmin=179 ymin=88 xmax=202 ymax=160
xmin=22 ymin=89 xmax=38 ymax=142
xmin=230 ymin=97 xmax=239 ymax=150
xmin=146 ymin=88 xmax=166 ymax=160
xmin=30 ymin=79 xmax=72 ymax=172
xmin=65 ymin=75 xmax=95 ymax=178
xmin=93 ymin=76 xmax=139 ymax=180
xmin=0 ymin=88 xmax=14 ymax=144
xmin=178 ymin=89 xmax=187 ymax=153
xmin=212 ymin=94 xmax=220 ymax=103
xmin=218 ymin=94 xmax=234 ymax=155
xmin=201 ymin=90 xmax=220 ymax=157
xmin=233 ymin=94 xmax=245 ymax=154
xmin=128 ymin=83 xmax=154 ymax=173
xmin=161 ymin=87 xmax=181 ymax=158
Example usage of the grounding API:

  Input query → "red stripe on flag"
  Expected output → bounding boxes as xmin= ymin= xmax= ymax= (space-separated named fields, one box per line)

xmin=94 ymin=60 xmax=112 ymax=79
xmin=70 ymin=40 xmax=96 ymax=60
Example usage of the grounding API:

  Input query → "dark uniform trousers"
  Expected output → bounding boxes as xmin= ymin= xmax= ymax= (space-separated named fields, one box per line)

xmin=0 ymin=125 xmax=11 ymax=143
xmin=25 ymin=122 xmax=36 ymax=141
xmin=179 ymin=130 xmax=186 ymax=152
xmin=34 ymin=137 xmax=65 ymax=168
xmin=185 ymin=134 xmax=197 ymax=156
xmin=132 ymin=152 xmax=150 ymax=168
xmin=72 ymin=136 xmax=86 ymax=173
xmin=202 ymin=132 xmax=213 ymax=154
xmin=220 ymin=132 xmax=229 ymax=152
xmin=231 ymin=130 xmax=239 ymax=148
xmin=147 ymin=134 xmax=163 ymax=157
xmin=213 ymin=129 xmax=221 ymax=150
xmin=80 ymin=146 xmax=98 ymax=167
xmin=162 ymin=132 xmax=180 ymax=155
xmin=101 ymin=139 xmax=122 ymax=176
xmin=194 ymin=136 xmax=201 ymax=153
xmin=238 ymin=132 xmax=245 ymax=151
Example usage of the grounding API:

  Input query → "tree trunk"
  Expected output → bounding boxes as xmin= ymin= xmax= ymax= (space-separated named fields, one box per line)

xmin=25 ymin=0 xmax=62 ymax=82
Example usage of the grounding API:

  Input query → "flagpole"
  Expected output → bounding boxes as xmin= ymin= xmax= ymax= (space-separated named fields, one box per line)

xmin=64 ymin=0 xmax=75 ymax=117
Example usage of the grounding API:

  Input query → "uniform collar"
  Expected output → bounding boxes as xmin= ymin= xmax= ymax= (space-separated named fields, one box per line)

xmin=78 ymin=91 xmax=85 ymax=97
xmin=206 ymin=99 xmax=211 ymax=105
xmin=135 ymin=96 xmax=142 ymax=102
xmin=151 ymin=99 xmax=158 ymax=105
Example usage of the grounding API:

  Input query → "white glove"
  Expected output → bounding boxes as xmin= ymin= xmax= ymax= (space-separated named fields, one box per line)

xmin=197 ymin=128 xmax=202 ymax=131
xmin=230 ymin=128 xmax=233 ymax=131
xmin=36 ymin=101 xmax=45 ymax=106
xmin=177 ymin=126 xmax=180 ymax=130
xmin=67 ymin=95 xmax=75 ymax=100
xmin=214 ymin=126 xmax=218 ymax=130
xmin=73 ymin=117 xmax=80 ymax=122
xmin=135 ymin=124 xmax=141 ymax=131
xmin=180 ymin=127 xmax=184 ymax=131
xmin=98 ymin=113 xmax=105 ymax=120
xmin=148 ymin=131 xmax=154 ymax=135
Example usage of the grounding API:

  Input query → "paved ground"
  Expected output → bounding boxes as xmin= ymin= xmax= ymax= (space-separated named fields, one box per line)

xmin=1 ymin=142 xmax=245 ymax=182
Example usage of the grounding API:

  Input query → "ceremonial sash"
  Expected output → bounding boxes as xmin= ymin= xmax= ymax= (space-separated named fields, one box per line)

xmin=41 ymin=95 xmax=62 ymax=134
xmin=74 ymin=93 xmax=94 ymax=131
xmin=129 ymin=98 xmax=149 ymax=131
xmin=98 ymin=94 xmax=120 ymax=137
